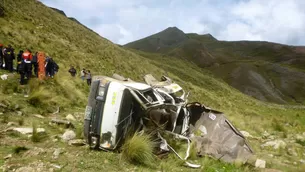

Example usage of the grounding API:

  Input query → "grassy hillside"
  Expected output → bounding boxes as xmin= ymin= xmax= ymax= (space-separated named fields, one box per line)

xmin=1 ymin=0 xmax=305 ymax=171
xmin=125 ymin=27 xmax=305 ymax=104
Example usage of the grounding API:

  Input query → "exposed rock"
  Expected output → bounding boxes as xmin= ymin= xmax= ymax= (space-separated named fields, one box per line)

xmin=287 ymin=148 xmax=298 ymax=156
xmin=68 ymin=139 xmax=85 ymax=146
xmin=296 ymin=134 xmax=305 ymax=141
xmin=4 ymin=154 xmax=12 ymax=160
xmin=261 ymin=140 xmax=286 ymax=149
xmin=255 ymin=159 xmax=266 ymax=168
xmin=13 ymin=128 xmax=45 ymax=135
xmin=293 ymin=162 xmax=297 ymax=165
xmin=52 ymin=148 xmax=62 ymax=159
xmin=17 ymin=111 xmax=23 ymax=116
xmin=240 ymin=131 xmax=253 ymax=138
xmin=14 ymin=104 xmax=20 ymax=110
xmin=34 ymin=114 xmax=45 ymax=119
xmin=66 ymin=114 xmax=76 ymax=121
xmin=15 ymin=167 xmax=35 ymax=172
xmin=299 ymin=159 xmax=305 ymax=164
xmin=61 ymin=130 xmax=76 ymax=141
xmin=7 ymin=122 xmax=18 ymax=126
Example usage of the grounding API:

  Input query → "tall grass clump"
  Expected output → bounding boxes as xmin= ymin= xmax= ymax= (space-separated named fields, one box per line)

xmin=121 ymin=132 xmax=156 ymax=166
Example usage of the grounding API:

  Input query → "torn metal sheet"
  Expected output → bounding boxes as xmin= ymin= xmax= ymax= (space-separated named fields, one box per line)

xmin=187 ymin=102 xmax=254 ymax=164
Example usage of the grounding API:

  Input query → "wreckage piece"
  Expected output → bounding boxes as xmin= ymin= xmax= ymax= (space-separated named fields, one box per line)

xmin=186 ymin=102 xmax=254 ymax=164
xmin=144 ymin=74 xmax=186 ymax=103
xmin=84 ymin=75 xmax=169 ymax=150
xmin=143 ymin=74 xmax=190 ymax=134
xmin=157 ymin=132 xmax=201 ymax=168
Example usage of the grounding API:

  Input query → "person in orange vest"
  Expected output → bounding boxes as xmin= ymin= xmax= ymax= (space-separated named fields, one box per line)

xmin=22 ymin=49 xmax=33 ymax=79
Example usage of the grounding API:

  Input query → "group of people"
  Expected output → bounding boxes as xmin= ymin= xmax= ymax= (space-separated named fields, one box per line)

xmin=68 ymin=66 xmax=92 ymax=85
xmin=0 ymin=44 xmax=59 ymax=85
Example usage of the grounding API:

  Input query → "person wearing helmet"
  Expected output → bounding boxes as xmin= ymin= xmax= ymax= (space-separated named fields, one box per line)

xmin=3 ymin=45 xmax=15 ymax=72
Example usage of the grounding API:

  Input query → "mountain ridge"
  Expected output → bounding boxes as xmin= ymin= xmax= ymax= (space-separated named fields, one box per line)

xmin=125 ymin=27 xmax=305 ymax=104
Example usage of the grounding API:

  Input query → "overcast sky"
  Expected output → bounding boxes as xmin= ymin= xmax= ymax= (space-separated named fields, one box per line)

xmin=40 ymin=0 xmax=305 ymax=46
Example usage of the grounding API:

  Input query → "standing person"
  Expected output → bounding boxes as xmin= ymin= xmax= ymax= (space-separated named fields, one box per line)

xmin=86 ymin=70 xmax=92 ymax=86
xmin=80 ymin=68 xmax=86 ymax=81
xmin=32 ymin=52 xmax=38 ymax=77
xmin=3 ymin=45 xmax=15 ymax=72
xmin=0 ymin=44 xmax=3 ymax=69
xmin=22 ymin=49 xmax=33 ymax=79
xmin=53 ymin=60 xmax=59 ymax=76
xmin=16 ymin=50 xmax=24 ymax=73
xmin=68 ymin=66 xmax=77 ymax=77
xmin=45 ymin=56 xmax=55 ymax=78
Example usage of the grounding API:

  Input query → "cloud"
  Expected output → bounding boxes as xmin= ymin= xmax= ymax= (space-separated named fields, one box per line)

xmin=40 ymin=0 xmax=305 ymax=45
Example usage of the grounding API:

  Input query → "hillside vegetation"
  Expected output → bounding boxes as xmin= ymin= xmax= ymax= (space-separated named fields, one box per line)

xmin=0 ymin=0 xmax=305 ymax=171
xmin=125 ymin=27 xmax=305 ymax=104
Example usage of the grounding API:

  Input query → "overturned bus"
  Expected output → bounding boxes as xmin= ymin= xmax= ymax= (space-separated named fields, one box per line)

xmin=84 ymin=74 xmax=255 ymax=167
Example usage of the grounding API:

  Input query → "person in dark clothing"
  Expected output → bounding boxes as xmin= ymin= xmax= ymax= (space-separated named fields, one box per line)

xmin=53 ymin=61 xmax=59 ymax=75
xmin=16 ymin=50 xmax=24 ymax=73
xmin=22 ymin=49 xmax=32 ymax=79
xmin=45 ymin=56 xmax=55 ymax=78
xmin=3 ymin=45 xmax=15 ymax=72
xmin=86 ymin=70 xmax=92 ymax=86
xmin=68 ymin=66 xmax=77 ymax=77
xmin=0 ymin=44 xmax=3 ymax=69
xmin=32 ymin=52 xmax=38 ymax=77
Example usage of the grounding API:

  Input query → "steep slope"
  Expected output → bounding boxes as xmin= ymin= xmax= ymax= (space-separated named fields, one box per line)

xmin=1 ymin=1 xmax=305 ymax=171
xmin=124 ymin=27 xmax=305 ymax=104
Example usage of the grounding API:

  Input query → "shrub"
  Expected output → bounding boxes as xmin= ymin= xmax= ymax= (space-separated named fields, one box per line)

xmin=121 ymin=132 xmax=156 ymax=166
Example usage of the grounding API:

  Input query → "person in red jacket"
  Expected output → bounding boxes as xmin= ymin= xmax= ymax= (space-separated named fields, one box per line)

xmin=22 ymin=49 xmax=33 ymax=79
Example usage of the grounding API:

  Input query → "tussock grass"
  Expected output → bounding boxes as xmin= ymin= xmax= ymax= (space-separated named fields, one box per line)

xmin=121 ymin=132 xmax=156 ymax=166
xmin=31 ymin=123 xmax=47 ymax=143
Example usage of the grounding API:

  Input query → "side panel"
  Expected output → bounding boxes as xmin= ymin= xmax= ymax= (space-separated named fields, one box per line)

xmin=100 ymin=82 xmax=125 ymax=148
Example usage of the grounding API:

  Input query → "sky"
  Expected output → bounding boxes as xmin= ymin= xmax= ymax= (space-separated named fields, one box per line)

xmin=40 ymin=0 xmax=305 ymax=46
